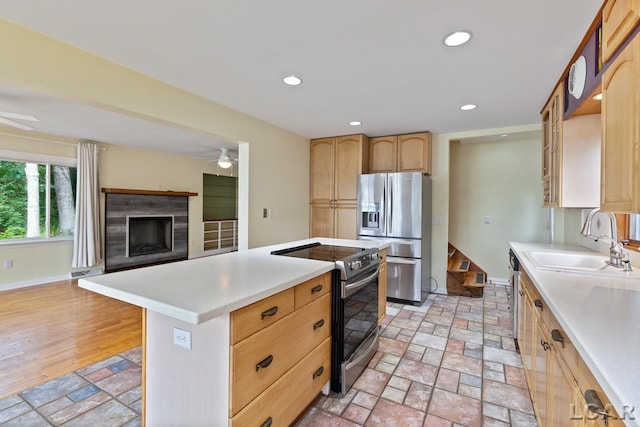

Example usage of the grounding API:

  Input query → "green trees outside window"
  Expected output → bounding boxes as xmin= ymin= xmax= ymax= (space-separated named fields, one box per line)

xmin=0 ymin=160 xmax=77 ymax=240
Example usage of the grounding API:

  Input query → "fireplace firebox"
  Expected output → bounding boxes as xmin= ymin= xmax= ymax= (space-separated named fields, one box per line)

xmin=127 ymin=216 xmax=174 ymax=257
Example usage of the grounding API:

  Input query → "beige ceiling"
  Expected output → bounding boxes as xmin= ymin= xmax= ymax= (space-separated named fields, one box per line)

xmin=0 ymin=1 xmax=603 ymax=156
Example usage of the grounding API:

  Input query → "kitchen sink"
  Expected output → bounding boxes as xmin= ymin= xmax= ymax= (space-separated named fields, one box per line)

xmin=525 ymin=250 xmax=608 ymax=272
xmin=524 ymin=249 xmax=640 ymax=280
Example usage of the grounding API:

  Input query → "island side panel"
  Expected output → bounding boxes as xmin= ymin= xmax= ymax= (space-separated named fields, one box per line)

xmin=145 ymin=310 xmax=230 ymax=426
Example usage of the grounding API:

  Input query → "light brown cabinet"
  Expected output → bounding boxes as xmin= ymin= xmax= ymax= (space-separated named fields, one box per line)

xmin=519 ymin=270 xmax=626 ymax=426
xmin=310 ymin=134 xmax=368 ymax=239
xmin=229 ymin=272 xmax=332 ymax=426
xmin=369 ymin=132 xmax=431 ymax=174
xmin=601 ymin=32 xmax=640 ymax=212
xmin=541 ymin=83 xmax=601 ymax=208
xmin=378 ymin=248 xmax=387 ymax=322
xmin=602 ymin=0 xmax=640 ymax=62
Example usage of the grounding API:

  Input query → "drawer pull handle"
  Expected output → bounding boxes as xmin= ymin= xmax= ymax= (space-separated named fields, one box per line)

xmin=313 ymin=366 xmax=324 ymax=379
xmin=313 ymin=319 xmax=325 ymax=330
xmin=260 ymin=417 xmax=273 ymax=427
xmin=261 ymin=306 xmax=278 ymax=319
xmin=256 ymin=355 xmax=274 ymax=371
xmin=551 ymin=329 xmax=565 ymax=348
xmin=585 ymin=389 xmax=610 ymax=418
xmin=311 ymin=284 xmax=323 ymax=294
xmin=534 ymin=299 xmax=543 ymax=311
xmin=518 ymin=290 xmax=524 ymax=296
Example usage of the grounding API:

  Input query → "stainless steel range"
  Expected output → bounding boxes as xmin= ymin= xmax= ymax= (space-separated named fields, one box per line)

xmin=271 ymin=242 xmax=380 ymax=395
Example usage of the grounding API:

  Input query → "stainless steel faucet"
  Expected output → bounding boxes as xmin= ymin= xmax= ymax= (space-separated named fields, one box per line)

xmin=581 ymin=208 xmax=632 ymax=271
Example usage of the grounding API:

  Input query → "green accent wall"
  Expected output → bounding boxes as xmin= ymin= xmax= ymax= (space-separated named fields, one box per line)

xmin=203 ymin=174 xmax=237 ymax=221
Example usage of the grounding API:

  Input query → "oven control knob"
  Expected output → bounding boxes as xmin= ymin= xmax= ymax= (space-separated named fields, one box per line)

xmin=370 ymin=253 xmax=379 ymax=261
xmin=350 ymin=260 xmax=362 ymax=270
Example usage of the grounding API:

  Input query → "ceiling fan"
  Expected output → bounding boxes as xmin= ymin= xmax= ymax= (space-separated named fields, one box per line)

xmin=0 ymin=111 xmax=39 ymax=131
xmin=203 ymin=147 xmax=238 ymax=169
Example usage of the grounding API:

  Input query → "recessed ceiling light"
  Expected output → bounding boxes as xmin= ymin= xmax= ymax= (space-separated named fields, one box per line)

xmin=282 ymin=75 xmax=302 ymax=86
xmin=349 ymin=121 xmax=362 ymax=126
xmin=500 ymin=134 xmax=509 ymax=137
xmin=460 ymin=104 xmax=477 ymax=111
xmin=593 ymin=92 xmax=603 ymax=100
xmin=444 ymin=30 xmax=472 ymax=47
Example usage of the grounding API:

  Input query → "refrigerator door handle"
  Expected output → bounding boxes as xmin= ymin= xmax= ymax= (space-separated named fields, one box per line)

xmin=388 ymin=177 xmax=393 ymax=234
xmin=387 ymin=256 xmax=418 ymax=265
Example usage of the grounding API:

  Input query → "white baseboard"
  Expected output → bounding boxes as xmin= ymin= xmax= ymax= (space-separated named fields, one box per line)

xmin=0 ymin=274 xmax=71 ymax=292
xmin=488 ymin=276 xmax=510 ymax=286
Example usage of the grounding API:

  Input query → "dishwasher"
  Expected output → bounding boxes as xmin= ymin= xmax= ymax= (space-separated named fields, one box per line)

xmin=508 ymin=249 xmax=520 ymax=345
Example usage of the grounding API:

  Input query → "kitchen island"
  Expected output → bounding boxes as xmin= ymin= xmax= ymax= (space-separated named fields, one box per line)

xmin=510 ymin=242 xmax=640 ymax=427
xmin=79 ymin=238 xmax=384 ymax=426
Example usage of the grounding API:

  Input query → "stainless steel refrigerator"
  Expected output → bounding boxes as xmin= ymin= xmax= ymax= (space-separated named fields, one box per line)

xmin=357 ymin=172 xmax=432 ymax=304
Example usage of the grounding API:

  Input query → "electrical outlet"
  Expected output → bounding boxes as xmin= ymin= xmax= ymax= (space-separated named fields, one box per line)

xmin=4 ymin=259 xmax=12 ymax=269
xmin=173 ymin=327 xmax=191 ymax=350
xmin=431 ymin=217 xmax=441 ymax=225
xmin=263 ymin=208 xmax=271 ymax=219
xmin=484 ymin=216 xmax=491 ymax=224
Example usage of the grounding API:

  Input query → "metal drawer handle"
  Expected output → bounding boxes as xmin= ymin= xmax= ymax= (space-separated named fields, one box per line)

xmin=261 ymin=306 xmax=278 ymax=319
xmin=585 ymin=389 xmax=610 ymax=418
xmin=313 ymin=319 xmax=325 ymax=330
xmin=313 ymin=366 xmax=324 ymax=379
xmin=256 ymin=355 xmax=274 ymax=371
xmin=551 ymin=329 xmax=565 ymax=348
xmin=311 ymin=284 xmax=323 ymax=294
xmin=260 ymin=417 xmax=273 ymax=427
xmin=519 ymin=290 xmax=524 ymax=296
xmin=534 ymin=299 xmax=543 ymax=311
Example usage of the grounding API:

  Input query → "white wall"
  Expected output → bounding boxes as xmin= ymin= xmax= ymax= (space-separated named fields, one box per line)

xmin=448 ymin=134 xmax=547 ymax=280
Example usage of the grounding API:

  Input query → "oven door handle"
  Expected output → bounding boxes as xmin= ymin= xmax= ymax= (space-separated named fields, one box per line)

xmin=344 ymin=326 xmax=380 ymax=371
xmin=342 ymin=266 xmax=380 ymax=298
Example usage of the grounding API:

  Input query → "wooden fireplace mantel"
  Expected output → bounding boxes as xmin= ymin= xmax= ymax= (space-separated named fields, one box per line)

xmin=102 ymin=188 xmax=198 ymax=197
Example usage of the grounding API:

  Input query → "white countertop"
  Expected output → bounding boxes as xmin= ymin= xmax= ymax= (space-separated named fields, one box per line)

xmin=79 ymin=238 xmax=386 ymax=325
xmin=510 ymin=242 xmax=640 ymax=426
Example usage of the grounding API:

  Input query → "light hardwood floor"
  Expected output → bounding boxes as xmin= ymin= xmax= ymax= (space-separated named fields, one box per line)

xmin=0 ymin=279 xmax=142 ymax=400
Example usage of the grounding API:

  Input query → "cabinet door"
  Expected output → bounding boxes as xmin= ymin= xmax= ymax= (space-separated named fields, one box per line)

xmin=310 ymin=203 xmax=334 ymax=238
xmin=335 ymin=135 xmax=367 ymax=202
xmin=602 ymin=0 xmax=640 ymax=62
xmin=549 ymin=347 xmax=577 ymax=427
xmin=369 ymin=136 xmax=397 ymax=173
xmin=601 ymin=34 xmax=640 ymax=211
xmin=397 ymin=133 xmax=431 ymax=174
xmin=378 ymin=261 xmax=387 ymax=322
xmin=334 ymin=203 xmax=358 ymax=239
xmin=310 ymin=138 xmax=335 ymax=204
xmin=533 ymin=318 xmax=550 ymax=425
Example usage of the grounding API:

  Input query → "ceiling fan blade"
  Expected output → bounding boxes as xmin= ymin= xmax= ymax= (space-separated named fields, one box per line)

xmin=0 ymin=111 xmax=39 ymax=122
xmin=0 ymin=117 xmax=35 ymax=131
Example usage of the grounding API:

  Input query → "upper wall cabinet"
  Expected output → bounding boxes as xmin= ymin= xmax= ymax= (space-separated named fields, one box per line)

xmin=601 ymin=32 xmax=640 ymax=211
xmin=369 ymin=132 xmax=431 ymax=174
xmin=602 ymin=0 xmax=640 ymax=62
xmin=541 ymin=82 xmax=601 ymax=208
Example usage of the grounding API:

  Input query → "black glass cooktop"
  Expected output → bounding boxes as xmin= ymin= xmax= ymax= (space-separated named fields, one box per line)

xmin=271 ymin=242 xmax=365 ymax=262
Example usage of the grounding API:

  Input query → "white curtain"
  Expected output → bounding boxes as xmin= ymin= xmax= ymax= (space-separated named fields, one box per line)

xmin=72 ymin=141 xmax=102 ymax=268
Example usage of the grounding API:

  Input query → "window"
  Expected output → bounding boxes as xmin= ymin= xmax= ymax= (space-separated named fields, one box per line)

xmin=0 ymin=159 xmax=77 ymax=241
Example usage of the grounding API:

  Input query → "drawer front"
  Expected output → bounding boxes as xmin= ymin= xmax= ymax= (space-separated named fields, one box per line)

xmin=231 ymin=288 xmax=295 ymax=344
xmin=546 ymin=313 xmax=578 ymax=380
xmin=577 ymin=357 xmax=625 ymax=424
xmin=230 ymin=337 xmax=331 ymax=427
xmin=294 ymin=272 xmax=331 ymax=310
xmin=230 ymin=293 xmax=331 ymax=415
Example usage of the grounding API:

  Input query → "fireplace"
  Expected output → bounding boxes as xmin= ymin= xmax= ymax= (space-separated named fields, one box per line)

xmin=103 ymin=189 xmax=196 ymax=273
xmin=127 ymin=216 xmax=174 ymax=257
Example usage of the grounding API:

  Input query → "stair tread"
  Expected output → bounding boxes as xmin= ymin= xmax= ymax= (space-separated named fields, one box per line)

xmin=463 ymin=271 xmax=486 ymax=287
xmin=447 ymin=258 xmax=470 ymax=273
